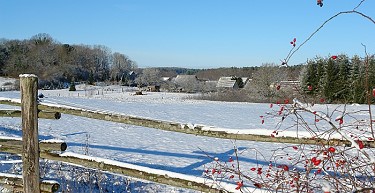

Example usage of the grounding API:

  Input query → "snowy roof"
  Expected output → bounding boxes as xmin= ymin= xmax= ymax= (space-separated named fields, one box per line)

xmin=216 ymin=77 xmax=237 ymax=88
xmin=174 ymin=75 xmax=198 ymax=83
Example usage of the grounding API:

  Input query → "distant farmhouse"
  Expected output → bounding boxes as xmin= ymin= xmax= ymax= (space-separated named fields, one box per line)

xmin=216 ymin=77 xmax=249 ymax=89
xmin=275 ymin=80 xmax=300 ymax=90
xmin=216 ymin=77 xmax=238 ymax=89
xmin=173 ymin=75 xmax=198 ymax=83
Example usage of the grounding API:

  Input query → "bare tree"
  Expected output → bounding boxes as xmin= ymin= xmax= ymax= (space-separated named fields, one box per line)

xmin=246 ymin=63 xmax=288 ymax=102
xmin=110 ymin=52 xmax=136 ymax=82
xmin=136 ymin=68 xmax=161 ymax=87
xmin=92 ymin=45 xmax=111 ymax=81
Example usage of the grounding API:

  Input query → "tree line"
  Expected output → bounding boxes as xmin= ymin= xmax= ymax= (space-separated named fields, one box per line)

xmin=0 ymin=33 xmax=137 ymax=88
xmin=3 ymin=34 xmax=374 ymax=104
xmin=301 ymin=54 xmax=375 ymax=103
xmin=0 ymin=33 xmax=302 ymax=90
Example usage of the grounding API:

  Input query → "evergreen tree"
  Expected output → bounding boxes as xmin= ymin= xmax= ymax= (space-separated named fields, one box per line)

xmin=336 ymin=54 xmax=351 ymax=101
xmin=323 ymin=57 xmax=339 ymax=102
xmin=316 ymin=57 xmax=325 ymax=95
xmin=350 ymin=55 xmax=365 ymax=103
xmin=301 ymin=60 xmax=318 ymax=94
xmin=231 ymin=76 xmax=244 ymax=88
xmin=367 ymin=55 xmax=375 ymax=103
xmin=88 ymin=71 xmax=94 ymax=85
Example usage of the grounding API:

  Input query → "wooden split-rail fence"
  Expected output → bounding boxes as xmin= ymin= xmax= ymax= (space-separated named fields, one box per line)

xmin=0 ymin=74 xmax=225 ymax=193
xmin=1 ymin=74 xmax=374 ymax=193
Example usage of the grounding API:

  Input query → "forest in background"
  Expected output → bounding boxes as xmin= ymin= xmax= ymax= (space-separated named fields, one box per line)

xmin=0 ymin=33 xmax=300 ymax=85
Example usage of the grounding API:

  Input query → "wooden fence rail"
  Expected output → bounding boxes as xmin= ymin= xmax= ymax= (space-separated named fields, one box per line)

xmin=0 ymin=137 xmax=67 ymax=155
xmin=0 ymin=173 xmax=59 ymax=193
xmin=1 ymin=98 xmax=374 ymax=148
xmin=0 ymin=146 xmax=225 ymax=193
xmin=0 ymin=109 xmax=61 ymax=119
xmin=40 ymin=151 xmax=225 ymax=193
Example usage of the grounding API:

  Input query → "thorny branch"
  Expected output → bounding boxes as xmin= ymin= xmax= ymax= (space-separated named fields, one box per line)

xmin=284 ymin=0 xmax=374 ymax=65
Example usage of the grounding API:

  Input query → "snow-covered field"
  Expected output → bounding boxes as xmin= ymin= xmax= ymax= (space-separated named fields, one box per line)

xmin=0 ymin=83 xmax=374 ymax=192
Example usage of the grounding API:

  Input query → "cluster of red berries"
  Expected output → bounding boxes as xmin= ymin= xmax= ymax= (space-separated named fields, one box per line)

xmin=317 ymin=0 xmax=323 ymax=7
xmin=290 ymin=38 xmax=297 ymax=47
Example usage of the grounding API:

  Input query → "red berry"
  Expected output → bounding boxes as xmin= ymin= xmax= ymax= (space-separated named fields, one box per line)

xmin=331 ymin=55 xmax=338 ymax=59
xmin=292 ymin=146 xmax=298 ymax=150
xmin=356 ymin=140 xmax=364 ymax=149
xmin=335 ymin=117 xmax=343 ymax=125
xmin=313 ymin=159 xmax=322 ymax=166
xmin=235 ymin=181 xmax=243 ymax=190
xmin=328 ymin=147 xmax=336 ymax=153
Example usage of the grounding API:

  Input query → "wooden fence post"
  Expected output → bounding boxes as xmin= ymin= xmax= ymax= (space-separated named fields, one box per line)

xmin=20 ymin=74 xmax=40 ymax=193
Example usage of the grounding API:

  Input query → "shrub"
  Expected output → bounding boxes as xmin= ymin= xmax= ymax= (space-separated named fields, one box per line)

xmin=69 ymin=82 xmax=76 ymax=91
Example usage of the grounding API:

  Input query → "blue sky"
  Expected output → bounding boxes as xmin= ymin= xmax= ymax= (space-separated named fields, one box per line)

xmin=0 ymin=0 xmax=374 ymax=69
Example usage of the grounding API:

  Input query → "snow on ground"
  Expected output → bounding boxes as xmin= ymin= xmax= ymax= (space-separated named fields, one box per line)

xmin=0 ymin=77 xmax=16 ymax=85
xmin=0 ymin=84 xmax=374 ymax=192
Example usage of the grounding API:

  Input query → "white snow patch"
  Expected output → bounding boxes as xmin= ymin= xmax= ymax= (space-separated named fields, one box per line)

xmin=19 ymin=74 xmax=37 ymax=78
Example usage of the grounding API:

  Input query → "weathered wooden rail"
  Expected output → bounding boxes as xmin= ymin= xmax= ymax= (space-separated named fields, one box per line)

xmin=0 ymin=173 xmax=59 ymax=193
xmin=0 ymin=140 xmax=224 ymax=193
xmin=0 ymin=109 xmax=61 ymax=119
xmin=0 ymin=137 xmax=67 ymax=154
xmin=41 ymin=152 xmax=225 ymax=193
xmin=1 ymin=98 xmax=374 ymax=148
